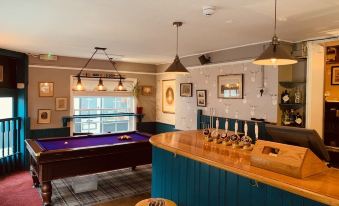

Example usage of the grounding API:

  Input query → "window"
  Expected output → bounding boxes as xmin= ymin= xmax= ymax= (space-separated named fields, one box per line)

xmin=73 ymin=96 xmax=135 ymax=134
xmin=0 ymin=97 xmax=13 ymax=119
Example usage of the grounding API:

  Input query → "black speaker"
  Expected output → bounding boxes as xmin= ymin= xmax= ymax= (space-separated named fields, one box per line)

xmin=198 ymin=54 xmax=211 ymax=65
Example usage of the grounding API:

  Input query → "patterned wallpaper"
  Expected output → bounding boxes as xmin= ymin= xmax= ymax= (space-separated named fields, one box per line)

xmin=157 ymin=60 xmax=278 ymax=130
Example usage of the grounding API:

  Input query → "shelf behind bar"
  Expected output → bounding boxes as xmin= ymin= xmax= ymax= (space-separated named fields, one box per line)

xmin=62 ymin=113 xmax=144 ymax=127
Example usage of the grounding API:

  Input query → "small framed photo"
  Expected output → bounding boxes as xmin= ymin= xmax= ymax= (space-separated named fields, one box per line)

xmin=39 ymin=82 xmax=54 ymax=97
xmin=331 ymin=66 xmax=339 ymax=85
xmin=141 ymin=86 xmax=153 ymax=96
xmin=55 ymin=97 xmax=68 ymax=111
xmin=180 ymin=83 xmax=193 ymax=97
xmin=37 ymin=109 xmax=51 ymax=124
xmin=217 ymin=74 xmax=243 ymax=99
xmin=0 ymin=65 xmax=3 ymax=82
xmin=196 ymin=90 xmax=207 ymax=107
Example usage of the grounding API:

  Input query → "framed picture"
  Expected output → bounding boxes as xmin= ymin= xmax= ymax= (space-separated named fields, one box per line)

xmin=141 ymin=85 xmax=153 ymax=96
xmin=217 ymin=74 xmax=243 ymax=99
xmin=37 ymin=109 xmax=51 ymax=124
xmin=162 ymin=79 xmax=175 ymax=114
xmin=39 ymin=82 xmax=54 ymax=97
xmin=0 ymin=65 xmax=3 ymax=82
xmin=196 ymin=90 xmax=207 ymax=107
xmin=55 ymin=97 xmax=68 ymax=111
xmin=180 ymin=83 xmax=193 ymax=97
xmin=331 ymin=66 xmax=339 ymax=85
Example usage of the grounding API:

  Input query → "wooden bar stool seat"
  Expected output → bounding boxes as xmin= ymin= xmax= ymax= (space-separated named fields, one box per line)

xmin=136 ymin=198 xmax=176 ymax=206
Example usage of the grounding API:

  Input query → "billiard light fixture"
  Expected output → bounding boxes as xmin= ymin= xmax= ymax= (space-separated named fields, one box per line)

xmin=253 ymin=0 xmax=297 ymax=66
xmin=165 ymin=22 xmax=189 ymax=74
xmin=73 ymin=47 xmax=125 ymax=91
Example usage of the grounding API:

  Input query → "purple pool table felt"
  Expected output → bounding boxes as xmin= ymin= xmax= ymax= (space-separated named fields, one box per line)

xmin=37 ymin=132 xmax=150 ymax=151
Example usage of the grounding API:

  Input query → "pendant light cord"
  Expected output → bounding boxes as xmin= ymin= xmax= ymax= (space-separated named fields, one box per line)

xmin=274 ymin=0 xmax=277 ymax=36
xmin=77 ymin=49 xmax=98 ymax=76
xmin=176 ymin=24 xmax=179 ymax=55
xmin=103 ymin=50 xmax=123 ymax=79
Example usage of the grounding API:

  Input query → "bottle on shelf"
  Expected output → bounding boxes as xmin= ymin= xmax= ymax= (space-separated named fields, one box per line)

xmin=282 ymin=110 xmax=291 ymax=126
xmin=294 ymin=88 xmax=302 ymax=104
xmin=281 ymin=90 xmax=290 ymax=104
xmin=289 ymin=109 xmax=296 ymax=126
xmin=295 ymin=113 xmax=303 ymax=127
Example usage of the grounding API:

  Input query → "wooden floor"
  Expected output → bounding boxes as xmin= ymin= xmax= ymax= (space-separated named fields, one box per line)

xmin=96 ymin=193 xmax=150 ymax=206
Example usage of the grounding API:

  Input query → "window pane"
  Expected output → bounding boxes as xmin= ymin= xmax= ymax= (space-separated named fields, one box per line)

xmin=0 ymin=97 xmax=13 ymax=119
xmin=73 ymin=96 xmax=135 ymax=134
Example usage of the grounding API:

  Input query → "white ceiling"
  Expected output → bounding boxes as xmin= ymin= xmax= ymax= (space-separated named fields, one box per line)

xmin=1 ymin=0 xmax=339 ymax=64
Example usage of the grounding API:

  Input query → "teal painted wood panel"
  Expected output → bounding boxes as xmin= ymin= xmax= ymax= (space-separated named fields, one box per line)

xmin=152 ymin=147 xmax=327 ymax=206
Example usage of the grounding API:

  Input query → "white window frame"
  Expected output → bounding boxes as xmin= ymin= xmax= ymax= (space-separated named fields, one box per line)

xmin=69 ymin=77 xmax=137 ymax=135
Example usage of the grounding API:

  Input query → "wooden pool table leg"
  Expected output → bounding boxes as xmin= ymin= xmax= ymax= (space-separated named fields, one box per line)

xmin=31 ymin=171 xmax=40 ymax=188
xmin=41 ymin=181 xmax=52 ymax=206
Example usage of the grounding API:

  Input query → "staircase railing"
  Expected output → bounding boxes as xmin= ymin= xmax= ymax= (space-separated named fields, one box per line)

xmin=0 ymin=117 xmax=21 ymax=174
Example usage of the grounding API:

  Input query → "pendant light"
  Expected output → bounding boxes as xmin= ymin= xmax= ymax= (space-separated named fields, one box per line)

xmin=75 ymin=76 xmax=85 ymax=91
xmin=117 ymin=78 xmax=124 ymax=91
xmin=253 ymin=0 xmax=297 ymax=66
xmin=165 ymin=22 xmax=189 ymax=73
xmin=96 ymin=78 xmax=106 ymax=91
xmin=73 ymin=47 xmax=125 ymax=91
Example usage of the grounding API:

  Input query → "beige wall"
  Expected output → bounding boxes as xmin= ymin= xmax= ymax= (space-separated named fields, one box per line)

xmin=155 ymin=42 xmax=295 ymax=129
xmin=28 ymin=56 xmax=156 ymax=129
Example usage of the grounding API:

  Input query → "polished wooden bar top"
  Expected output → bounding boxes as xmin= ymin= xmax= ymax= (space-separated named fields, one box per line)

xmin=150 ymin=130 xmax=339 ymax=206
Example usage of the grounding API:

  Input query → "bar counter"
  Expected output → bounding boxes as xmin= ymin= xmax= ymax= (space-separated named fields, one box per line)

xmin=150 ymin=130 xmax=339 ymax=206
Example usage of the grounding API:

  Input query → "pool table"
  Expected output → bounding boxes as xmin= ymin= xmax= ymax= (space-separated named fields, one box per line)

xmin=25 ymin=131 xmax=152 ymax=206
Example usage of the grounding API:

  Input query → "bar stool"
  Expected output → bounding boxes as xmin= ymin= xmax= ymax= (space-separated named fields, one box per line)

xmin=136 ymin=198 xmax=176 ymax=206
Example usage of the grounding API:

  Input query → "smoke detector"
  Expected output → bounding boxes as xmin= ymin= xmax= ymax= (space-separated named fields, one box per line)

xmin=202 ymin=6 xmax=216 ymax=16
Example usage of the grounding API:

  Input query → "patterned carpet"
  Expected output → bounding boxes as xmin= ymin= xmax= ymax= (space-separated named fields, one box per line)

xmin=47 ymin=165 xmax=151 ymax=206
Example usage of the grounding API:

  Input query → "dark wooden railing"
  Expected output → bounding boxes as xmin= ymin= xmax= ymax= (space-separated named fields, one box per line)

xmin=0 ymin=117 xmax=21 ymax=174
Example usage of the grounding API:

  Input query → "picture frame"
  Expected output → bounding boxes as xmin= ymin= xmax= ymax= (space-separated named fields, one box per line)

xmin=55 ymin=97 xmax=68 ymax=111
xmin=39 ymin=82 xmax=54 ymax=97
xmin=331 ymin=66 xmax=339 ymax=85
xmin=37 ymin=109 xmax=51 ymax=124
xmin=0 ymin=65 xmax=3 ymax=82
xmin=141 ymin=85 xmax=153 ymax=96
xmin=217 ymin=74 xmax=243 ymax=99
xmin=180 ymin=83 xmax=193 ymax=97
xmin=162 ymin=79 xmax=175 ymax=114
xmin=196 ymin=90 xmax=207 ymax=107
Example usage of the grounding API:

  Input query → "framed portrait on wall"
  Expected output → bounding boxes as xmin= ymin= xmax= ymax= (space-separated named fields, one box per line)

xmin=196 ymin=90 xmax=207 ymax=107
xmin=0 ymin=65 xmax=3 ymax=82
xmin=37 ymin=109 xmax=51 ymax=124
xmin=55 ymin=97 xmax=68 ymax=111
xmin=39 ymin=82 xmax=54 ymax=97
xmin=217 ymin=74 xmax=243 ymax=99
xmin=180 ymin=83 xmax=193 ymax=97
xmin=141 ymin=85 xmax=153 ymax=96
xmin=331 ymin=66 xmax=339 ymax=85
xmin=162 ymin=79 xmax=175 ymax=114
